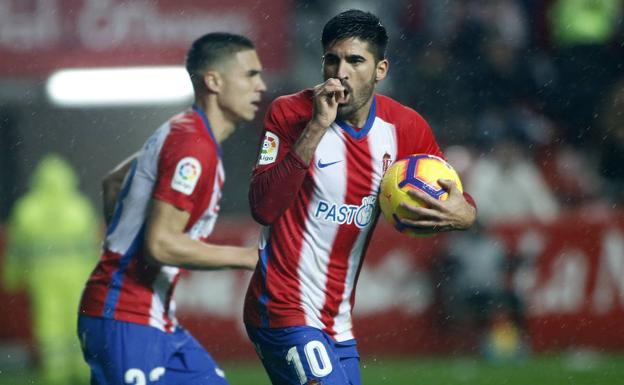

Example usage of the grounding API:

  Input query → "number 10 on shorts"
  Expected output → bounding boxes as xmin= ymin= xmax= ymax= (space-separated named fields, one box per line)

xmin=286 ymin=340 xmax=333 ymax=384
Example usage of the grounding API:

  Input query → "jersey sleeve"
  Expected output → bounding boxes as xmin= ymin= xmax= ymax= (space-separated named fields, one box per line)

xmin=253 ymin=96 xmax=303 ymax=173
xmin=153 ymin=134 xmax=217 ymax=213
xmin=249 ymin=96 xmax=310 ymax=225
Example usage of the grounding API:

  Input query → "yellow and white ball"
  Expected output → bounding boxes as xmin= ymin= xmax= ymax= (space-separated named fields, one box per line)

xmin=379 ymin=154 xmax=463 ymax=237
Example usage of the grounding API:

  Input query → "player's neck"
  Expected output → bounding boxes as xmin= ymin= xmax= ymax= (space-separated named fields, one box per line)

xmin=343 ymin=95 xmax=374 ymax=129
xmin=194 ymin=98 xmax=235 ymax=143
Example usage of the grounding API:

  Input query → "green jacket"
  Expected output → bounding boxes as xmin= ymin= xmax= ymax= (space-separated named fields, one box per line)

xmin=549 ymin=0 xmax=622 ymax=47
xmin=3 ymin=154 xmax=99 ymax=291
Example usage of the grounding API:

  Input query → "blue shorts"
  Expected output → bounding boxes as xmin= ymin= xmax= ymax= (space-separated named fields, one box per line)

xmin=78 ymin=315 xmax=228 ymax=385
xmin=246 ymin=325 xmax=361 ymax=385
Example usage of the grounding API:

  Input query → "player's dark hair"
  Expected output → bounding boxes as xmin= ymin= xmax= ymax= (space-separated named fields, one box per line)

xmin=322 ymin=9 xmax=388 ymax=62
xmin=186 ymin=32 xmax=255 ymax=91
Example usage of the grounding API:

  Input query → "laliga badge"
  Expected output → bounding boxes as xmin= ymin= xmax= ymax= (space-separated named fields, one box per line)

xmin=258 ymin=131 xmax=279 ymax=165
xmin=171 ymin=157 xmax=201 ymax=195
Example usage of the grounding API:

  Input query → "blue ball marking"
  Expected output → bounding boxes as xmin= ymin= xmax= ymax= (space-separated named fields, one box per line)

xmin=397 ymin=155 xmax=446 ymax=200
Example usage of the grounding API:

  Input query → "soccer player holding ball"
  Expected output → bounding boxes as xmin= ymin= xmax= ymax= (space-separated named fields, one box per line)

xmin=244 ymin=9 xmax=477 ymax=385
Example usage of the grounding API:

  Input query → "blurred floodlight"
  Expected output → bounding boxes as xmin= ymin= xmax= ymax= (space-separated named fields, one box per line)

xmin=46 ymin=66 xmax=193 ymax=107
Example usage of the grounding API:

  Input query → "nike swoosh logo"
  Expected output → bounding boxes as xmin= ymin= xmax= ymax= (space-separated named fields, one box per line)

xmin=317 ymin=159 xmax=343 ymax=169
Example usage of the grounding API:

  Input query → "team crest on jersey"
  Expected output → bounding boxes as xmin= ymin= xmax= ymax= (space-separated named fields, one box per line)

xmin=382 ymin=152 xmax=392 ymax=173
xmin=171 ymin=157 xmax=201 ymax=195
xmin=258 ymin=131 xmax=279 ymax=165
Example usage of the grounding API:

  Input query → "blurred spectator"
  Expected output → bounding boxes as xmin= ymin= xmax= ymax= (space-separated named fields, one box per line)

xmin=539 ymin=143 xmax=604 ymax=206
xmin=546 ymin=0 xmax=623 ymax=144
xmin=2 ymin=154 xmax=99 ymax=385
xmin=482 ymin=308 xmax=528 ymax=362
xmin=464 ymin=0 xmax=529 ymax=49
xmin=435 ymin=222 xmax=528 ymax=359
xmin=396 ymin=42 xmax=477 ymax=144
xmin=548 ymin=0 xmax=622 ymax=49
xmin=440 ymin=224 xmax=508 ymax=330
xmin=467 ymin=132 xmax=560 ymax=224
xmin=598 ymin=78 xmax=624 ymax=203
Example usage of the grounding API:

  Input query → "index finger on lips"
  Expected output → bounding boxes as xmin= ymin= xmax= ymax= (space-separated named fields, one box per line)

xmin=325 ymin=78 xmax=342 ymax=87
xmin=321 ymin=82 xmax=345 ymax=94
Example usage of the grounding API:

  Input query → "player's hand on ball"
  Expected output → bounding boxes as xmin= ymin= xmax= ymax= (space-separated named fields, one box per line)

xmin=398 ymin=179 xmax=476 ymax=233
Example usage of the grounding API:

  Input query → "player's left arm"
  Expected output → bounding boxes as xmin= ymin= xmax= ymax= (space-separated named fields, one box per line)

xmin=398 ymin=181 xmax=477 ymax=233
xmin=102 ymin=152 xmax=138 ymax=225
xmin=394 ymin=106 xmax=477 ymax=233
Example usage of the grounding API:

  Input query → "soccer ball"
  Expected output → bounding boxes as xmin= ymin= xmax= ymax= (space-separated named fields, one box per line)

xmin=379 ymin=154 xmax=463 ymax=237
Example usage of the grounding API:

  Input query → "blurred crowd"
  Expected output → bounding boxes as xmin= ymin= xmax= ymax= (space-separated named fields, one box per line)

xmin=394 ymin=0 xmax=623 ymax=359
xmin=294 ymin=0 xmax=624 ymax=225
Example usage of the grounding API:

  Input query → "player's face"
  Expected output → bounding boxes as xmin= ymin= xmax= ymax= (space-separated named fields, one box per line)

xmin=322 ymin=38 xmax=388 ymax=121
xmin=219 ymin=49 xmax=267 ymax=122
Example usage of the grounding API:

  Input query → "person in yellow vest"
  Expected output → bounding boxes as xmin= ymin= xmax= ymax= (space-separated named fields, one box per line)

xmin=3 ymin=153 xmax=99 ymax=385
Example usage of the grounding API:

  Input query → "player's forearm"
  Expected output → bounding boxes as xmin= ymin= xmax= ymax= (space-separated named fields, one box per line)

xmin=145 ymin=232 xmax=257 ymax=270
xmin=463 ymin=192 xmax=477 ymax=210
xmin=454 ymin=200 xmax=477 ymax=230
xmin=293 ymin=120 xmax=328 ymax=164
xmin=249 ymin=151 xmax=309 ymax=225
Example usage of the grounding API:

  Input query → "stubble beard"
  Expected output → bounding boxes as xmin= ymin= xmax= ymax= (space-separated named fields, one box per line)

xmin=336 ymin=76 xmax=376 ymax=122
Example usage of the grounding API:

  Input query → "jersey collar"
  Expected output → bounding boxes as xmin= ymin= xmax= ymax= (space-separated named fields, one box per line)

xmin=192 ymin=104 xmax=222 ymax=158
xmin=335 ymin=95 xmax=377 ymax=140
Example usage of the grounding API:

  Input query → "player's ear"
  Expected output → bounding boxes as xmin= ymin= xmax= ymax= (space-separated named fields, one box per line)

xmin=203 ymin=71 xmax=222 ymax=93
xmin=375 ymin=59 xmax=389 ymax=82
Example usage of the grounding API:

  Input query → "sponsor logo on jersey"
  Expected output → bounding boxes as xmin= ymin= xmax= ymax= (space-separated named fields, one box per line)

xmin=171 ymin=157 xmax=201 ymax=195
xmin=258 ymin=131 xmax=279 ymax=165
xmin=314 ymin=196 xmax=376 ymax=228
xmin=317 ymin=159 xmax=343 ymax=169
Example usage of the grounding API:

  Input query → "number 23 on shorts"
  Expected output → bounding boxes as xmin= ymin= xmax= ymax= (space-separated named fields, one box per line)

xmin=286 ymin=340 xmax=333 ymax=384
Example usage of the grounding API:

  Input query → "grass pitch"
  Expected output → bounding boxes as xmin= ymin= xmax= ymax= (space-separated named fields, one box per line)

xmin=222 ymin=353 xmax=624 ymax=385
xmin=2 ymin=353 xmax=623 ymax=385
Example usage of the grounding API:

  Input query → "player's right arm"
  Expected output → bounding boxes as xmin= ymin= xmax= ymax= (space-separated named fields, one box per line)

xmin=144 ymin=199 xmax=256 ymax=270
xmin=292 ymin=78 xmax=345 ymax=163
xmin=146 ymin=130 xmax=257 ymax=270
xmin=249 ymin=80 xmax=345 ymax=225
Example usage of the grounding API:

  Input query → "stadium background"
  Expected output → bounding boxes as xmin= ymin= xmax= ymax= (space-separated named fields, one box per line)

xmin=1 ymin=0 xmax=624 ymax=384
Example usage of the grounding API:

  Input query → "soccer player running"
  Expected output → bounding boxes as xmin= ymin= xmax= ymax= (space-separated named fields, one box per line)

xmin=244 ymin=10 xmax=477 ymax=385
xmin=78 ymin=33 xmax=266 ymax=385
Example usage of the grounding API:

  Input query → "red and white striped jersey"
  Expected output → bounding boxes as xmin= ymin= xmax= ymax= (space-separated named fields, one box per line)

xmin=79 ymin=106 xmax=224 ymax=333
xmin=244 ymin=90 xmax=443 ymax=341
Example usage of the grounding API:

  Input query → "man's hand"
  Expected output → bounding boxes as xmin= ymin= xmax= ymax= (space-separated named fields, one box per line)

xmin=396 ymin=179 xmax=476 ymax=233
xmin=293 ymin=78 xmax=346 ymax=164
xmin=311 ymin=78 xmax=346 ymax=129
